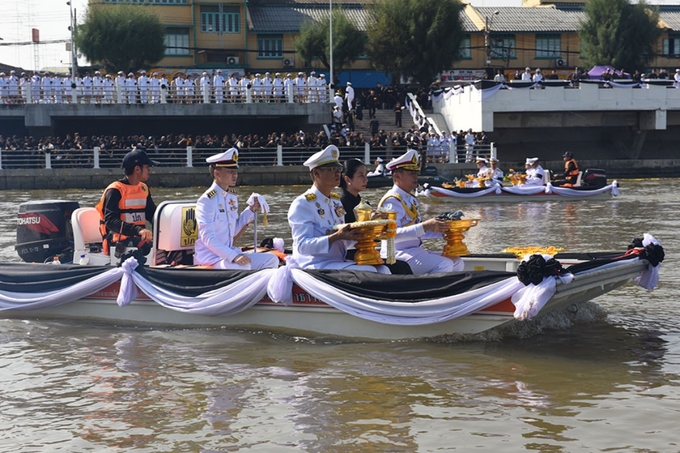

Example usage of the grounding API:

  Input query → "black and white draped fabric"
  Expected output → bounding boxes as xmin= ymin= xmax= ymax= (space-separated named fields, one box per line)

xmin=0 ymin=234 xmax=663 ymax=325
xmin=429 ymin=182 xmax=619 ymax=199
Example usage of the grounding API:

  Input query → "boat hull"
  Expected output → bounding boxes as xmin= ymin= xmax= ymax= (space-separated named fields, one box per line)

xmin=0 ymin=256 xmax=648 ymax=341
xmin=430 ymin=183 xmax=619 ymax=203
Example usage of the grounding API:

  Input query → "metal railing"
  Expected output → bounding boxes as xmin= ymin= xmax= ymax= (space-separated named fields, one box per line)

xmin=0 ymin=143 xmax=497 ymax=170
xmin=0 ymin=83 xmax=333 ymax=105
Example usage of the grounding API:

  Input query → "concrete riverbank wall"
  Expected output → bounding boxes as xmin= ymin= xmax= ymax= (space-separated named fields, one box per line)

xmin=1 ymin=159 xmax=677 ymax=191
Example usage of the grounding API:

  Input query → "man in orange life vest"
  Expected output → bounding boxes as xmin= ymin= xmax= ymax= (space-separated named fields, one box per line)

xmin=554 ymin=151 xmax=579 ymax=186
xmin=96 ymin=148 xmax=158 ymax=257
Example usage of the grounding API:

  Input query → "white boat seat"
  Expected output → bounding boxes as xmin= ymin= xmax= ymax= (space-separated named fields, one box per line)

xmin=543 ymin=169 xmax=551 ymax=185
xmin=574 ymin=171 xmax=583 ymax=187
xmin=71 ymin=207 xmax=110 ymax=265
xmin=153 ymin=202 xmax=197 ymax=266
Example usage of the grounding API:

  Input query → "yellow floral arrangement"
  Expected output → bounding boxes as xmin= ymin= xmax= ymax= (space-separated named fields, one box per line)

xmin=503 ymin=246 xmax=566 ymax=259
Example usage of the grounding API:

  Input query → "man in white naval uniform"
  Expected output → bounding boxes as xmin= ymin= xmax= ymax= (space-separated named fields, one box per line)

xmin=345 ymin=81 xmax=354 ymax=110
xmin=251 ymin=73 xmax=262 ymax=102
xmin=262 ymin=72 xmax=273 ymax=102
xmin=150 ymin=72 xmax=161 ymax=104
xmin=199 ymin=72 xmax=211 ymax=102
xmin=283 ymin=73 xmax=294 ymax=102
xmin=523 ymin=157 xmax=545 ymax=186
xmin=213 ymin=69 xmax=225 ymax=103
xmin=115 ymin=71 xmax=126 ymax=103
xmin=288 ymin=145 xmax=389 ymax=273
xmin=93 ymin=71 xmax=104 ymax=103
xmin=318 ymin=74 xmax=328 ymax=103
xmin=272 ymin=73 xmax=284 ymax=102
xmin=194 ymin=148 xmax=279 ymax=270
xmin=228 ymin=73 xmax=239 ymax=102
xmin=294 ymin=72 xmax=306 ymax=103
xmin=138 ymin=70 xmax=150 ymax=104
xmin=239 ymin=73 xmax=250 ymax=102
xmin=378 ymin=149 xmax=463 ymax=274
xmin=488 ymin=157 xmax=504 ymax=184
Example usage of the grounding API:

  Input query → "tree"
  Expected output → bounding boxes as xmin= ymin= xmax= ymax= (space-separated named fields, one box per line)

xmin=579 ymin=0 xmax=661 ymax=72
xmin=295 ymin=9 xmax=366 ymax=74
xmin=366 ymin=0 xmax=465 ymax=87
xmin=75 ymin=4 xmax=166 ymax=73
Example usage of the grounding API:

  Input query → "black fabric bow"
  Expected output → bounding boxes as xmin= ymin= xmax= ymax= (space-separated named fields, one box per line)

xmin=517 ymin=254 xmax=563 ymax=286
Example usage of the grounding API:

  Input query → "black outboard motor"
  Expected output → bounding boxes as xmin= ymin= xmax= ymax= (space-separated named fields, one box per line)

xmin=582 ymin=168 xmax=607 ymax=188
xmin=16 ymin=200 xmax=80 ymax=263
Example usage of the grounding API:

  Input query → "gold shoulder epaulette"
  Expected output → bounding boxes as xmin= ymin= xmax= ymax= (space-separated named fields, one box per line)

xmin=305 ymin=193 xmax=317 ymax=202
xmin=330 ymin=192 xmax=340 ymax=200
xmin=228 ymin=188 xmax=237 ymax=194
xmin=207 ymin=189 xmax=217 ymax=199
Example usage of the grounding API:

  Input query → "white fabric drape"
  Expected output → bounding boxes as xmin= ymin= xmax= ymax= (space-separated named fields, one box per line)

xmin=266 ymin=266 xmax=526 ymax=325
xmin=0 ymin=265 xmax=127 ymax=310
xmin=635 ymin=233 xmax=662 ymax=290
xmin=429 ymin=181 xmax=619 ymax=199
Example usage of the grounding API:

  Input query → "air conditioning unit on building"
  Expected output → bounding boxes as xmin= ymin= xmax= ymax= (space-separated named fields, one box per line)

xmin=283 ymin=57 xmax=295 ymax=67
xmin=227 ymin=56 xmax=239 ymax=65
xmin=556 ymin=58 xmax=566 ymax=67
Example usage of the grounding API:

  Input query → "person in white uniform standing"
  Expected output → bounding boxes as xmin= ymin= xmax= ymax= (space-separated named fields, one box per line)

xmin=378 ymin=149 xmax=463 ymax=274
xmin=194 ymin=148 xmax=279 ymax=270
xmin=287 ymin=145 xmax=389 ymax=273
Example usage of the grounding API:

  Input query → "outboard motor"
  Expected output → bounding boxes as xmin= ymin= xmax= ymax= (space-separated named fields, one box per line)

xmin=16 ymin=200 xmax=80 ymax=263
xmin=582 ymin=169 xmax=607 ymax=188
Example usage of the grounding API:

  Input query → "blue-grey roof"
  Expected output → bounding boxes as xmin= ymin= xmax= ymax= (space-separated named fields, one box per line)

xmin=248 ymin=3 xmax=371 ymax=33
xmin=660 ymin=11 xmax=680 ymax=31
xmin=474 ymin=7 xmax=586 ymax=33
xmin=460 ymin=9 xmax=479 ymax=33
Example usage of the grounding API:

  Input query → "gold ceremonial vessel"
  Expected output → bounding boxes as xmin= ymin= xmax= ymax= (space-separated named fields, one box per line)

xmin=442 ymin=218 xmax=480 ymax=257
xmin=507 ymin=173 xmax=527 ymax=186
xmin=336 ymin=200 xmax=397 ymax=265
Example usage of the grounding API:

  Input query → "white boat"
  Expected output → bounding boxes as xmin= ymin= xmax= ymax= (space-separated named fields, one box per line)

xmin=428 ymin=181 xmax=619 ymax=203
xmin=0 ymin=201 xmax=662 ymax=341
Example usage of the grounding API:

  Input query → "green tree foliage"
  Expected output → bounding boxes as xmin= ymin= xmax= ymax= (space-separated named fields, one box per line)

xmin=366 ymin=0 xmax=465 ymax=86
xmin=295 ymin=9 xmax=366 ymax=73
xmin=580 ymin=0 xmax=661 ymax=72
xmin=75 ymin=4 xmax=166 ymax=73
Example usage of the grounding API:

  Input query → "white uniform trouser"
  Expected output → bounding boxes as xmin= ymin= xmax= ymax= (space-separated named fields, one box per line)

xmin=397 ymin=247 xmax=463 ymax=274
xmin=212 ymin=252 xmax=280 ymax=271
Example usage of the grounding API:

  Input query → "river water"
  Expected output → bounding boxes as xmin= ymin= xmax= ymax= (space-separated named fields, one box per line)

xmin=0 ymin=179 xmax=678 ymax=452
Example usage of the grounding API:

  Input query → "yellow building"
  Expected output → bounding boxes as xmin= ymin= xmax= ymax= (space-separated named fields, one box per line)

xmin=88 ymin=0 xmax=680 ymax=80
xmin=89 ymin=0 xmax=374 ymax=75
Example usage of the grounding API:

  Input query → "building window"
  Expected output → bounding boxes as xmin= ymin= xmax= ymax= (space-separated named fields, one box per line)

xmin=165 ymin=28 xmax=190 ymax=56
xmin=489 ymin=34 xmax=516 ymax=59
xmin=258 ymin=35 xmax=283 ymax=58
xmin=459 ymin=35 xmax=471 ymax=59
xmin=535 ymin=34 xmax=561 ymax=58
xmin=663 ymin=35 xmax=680 ymax=56
xmin=200 ymin=5 xmax=240 ymax=34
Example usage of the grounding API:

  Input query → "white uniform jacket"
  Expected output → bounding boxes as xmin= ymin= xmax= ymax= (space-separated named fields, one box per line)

xmin=288 ymin=186 xmax=349 ymax=269
xmin=524 ymin=165 xmax=545 ymax=186
xmin=194 ymin=181 xmax=254 ymax=266
xmin=378 ymin=185 xmax=441 ymax=253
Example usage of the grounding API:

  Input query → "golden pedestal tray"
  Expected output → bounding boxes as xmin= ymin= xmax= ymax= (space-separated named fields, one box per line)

xmin=442 ymin=219 xmax=479 ymax=257
xmin=334 ymin=219 xmax=396 ymax=265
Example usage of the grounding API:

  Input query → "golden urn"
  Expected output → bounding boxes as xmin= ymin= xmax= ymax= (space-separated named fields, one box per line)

xmin=442 ymin=219 xmax=479 ymax=257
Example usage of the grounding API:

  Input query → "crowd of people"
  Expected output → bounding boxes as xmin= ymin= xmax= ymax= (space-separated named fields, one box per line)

xmin=0 ymin=125 xmax=493 ymax=168
xmin=490 ymin=66 xmax=680 ymax=85
xmin=0 ymin=69 xmax=332 ymax=105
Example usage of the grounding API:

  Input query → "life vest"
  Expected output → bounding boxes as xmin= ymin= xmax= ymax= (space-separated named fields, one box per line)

xmin=95 ymin=180 xmax=150 ymax=254
xmin=564 ymin=158 xmax=579 ymax=178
